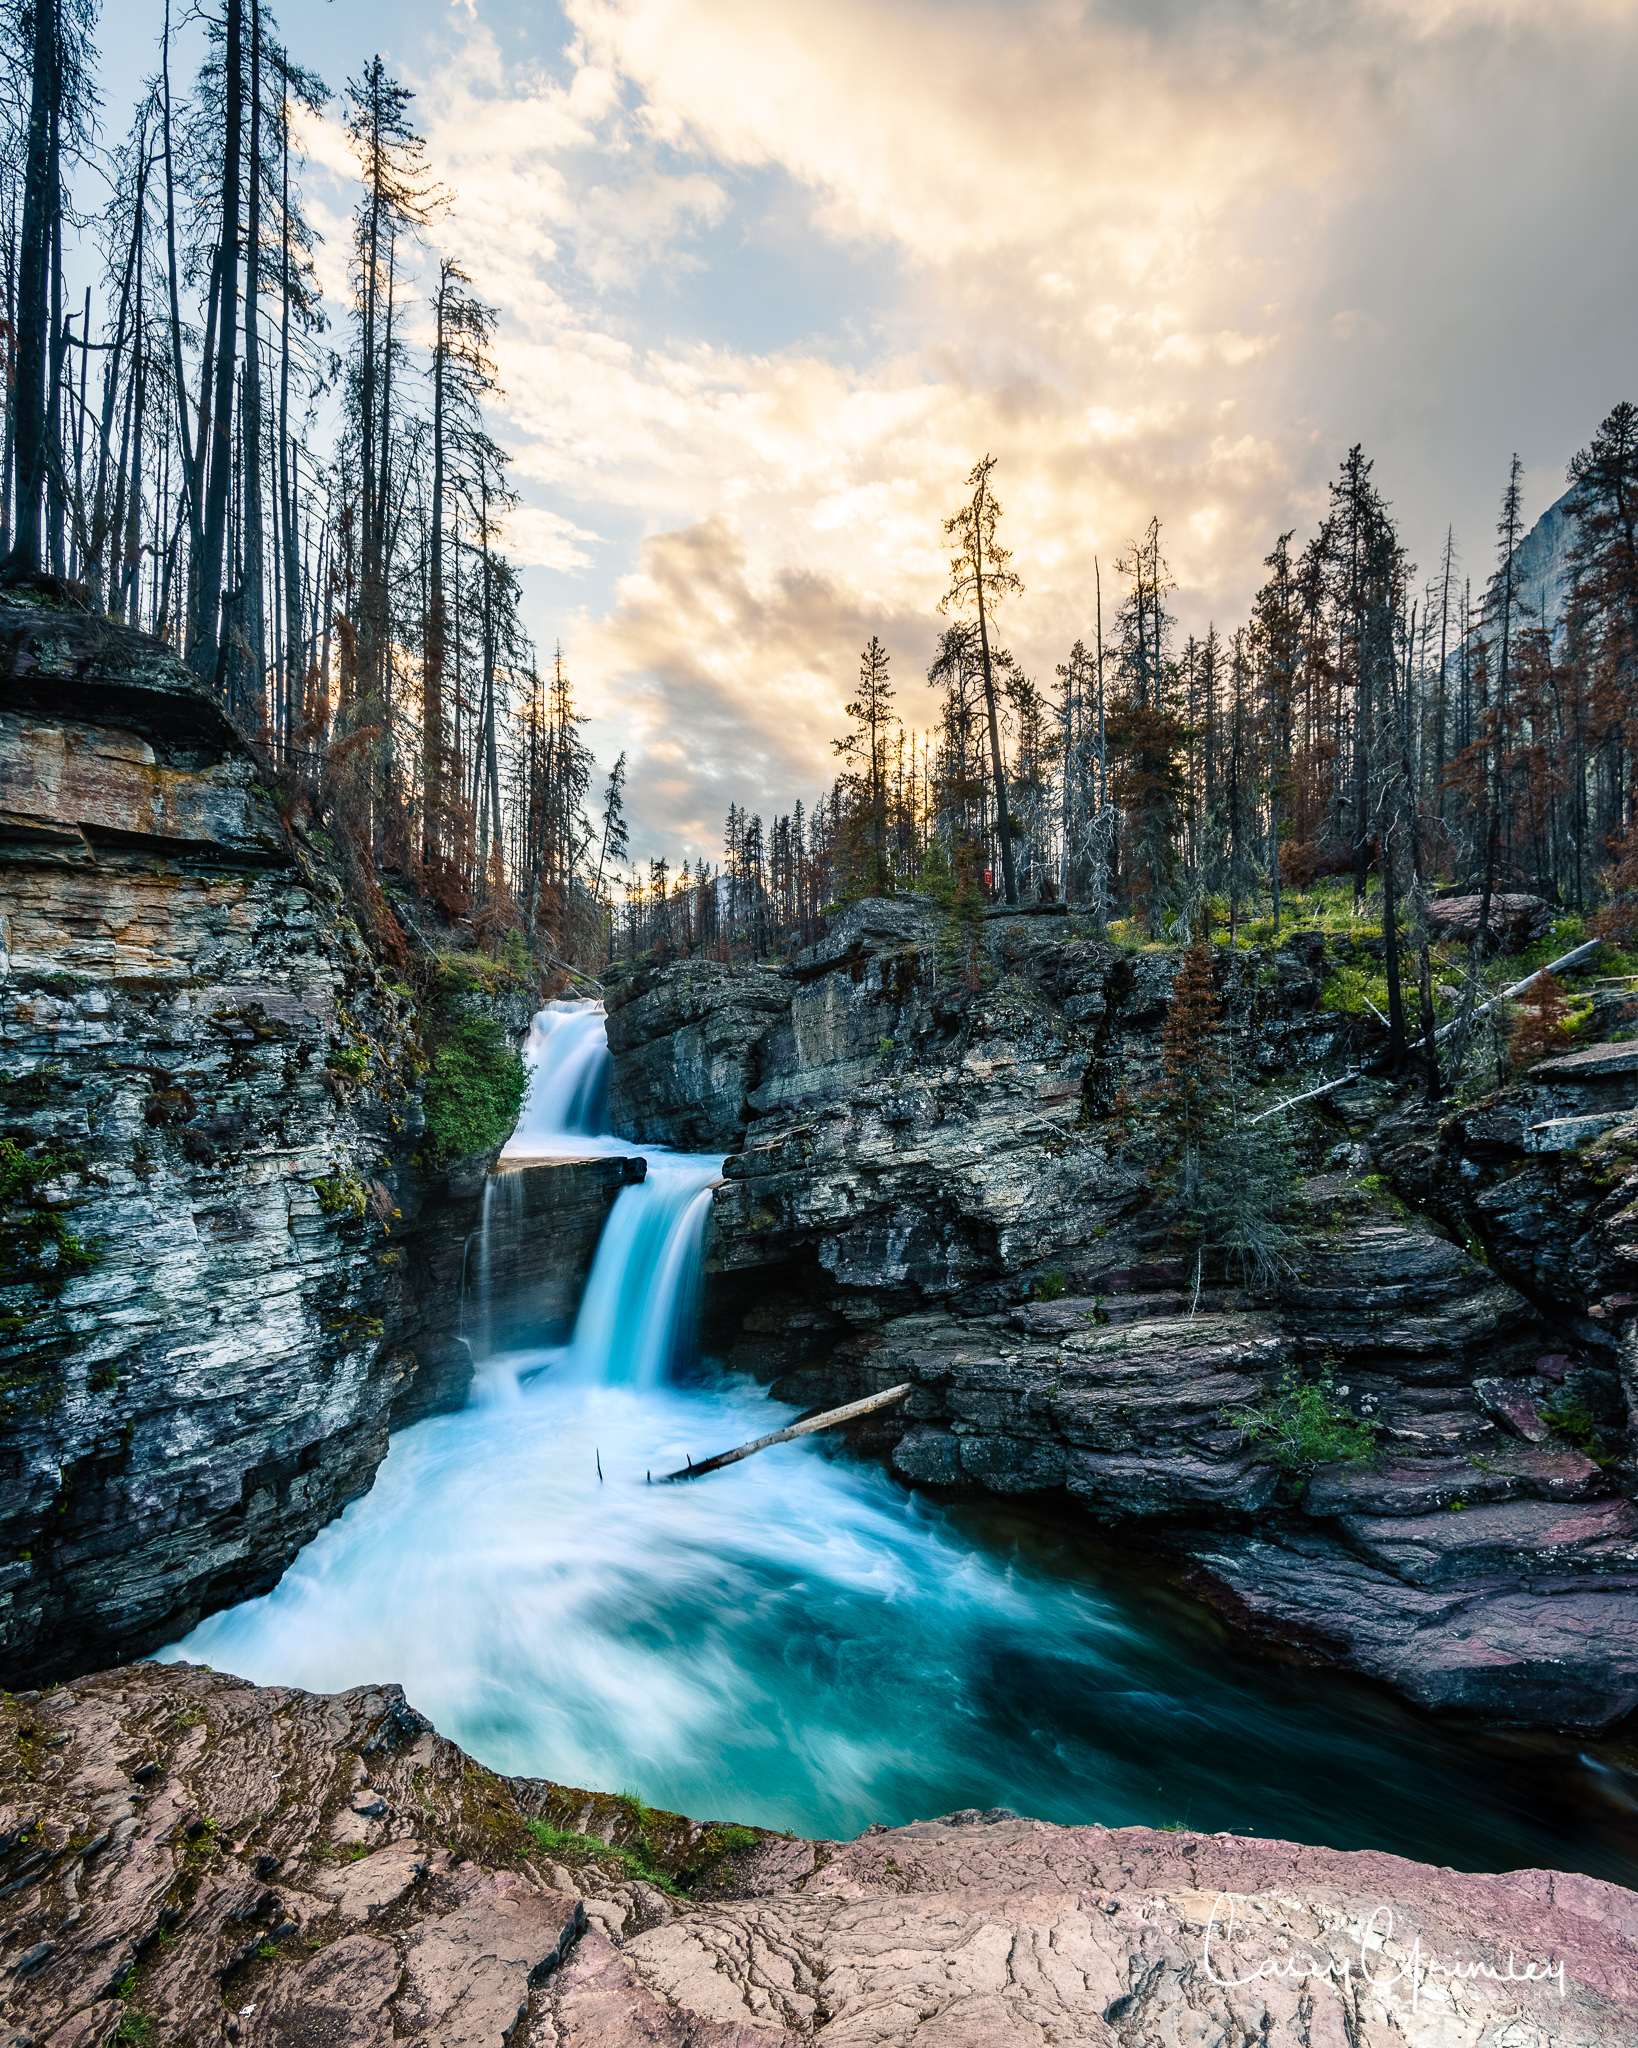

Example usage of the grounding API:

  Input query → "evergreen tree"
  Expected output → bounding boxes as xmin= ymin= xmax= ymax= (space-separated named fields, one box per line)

xmin=833 ymin=633 xmax=897 ymax=896
xmin=940 ymin=454 xmax=1024 ymax=906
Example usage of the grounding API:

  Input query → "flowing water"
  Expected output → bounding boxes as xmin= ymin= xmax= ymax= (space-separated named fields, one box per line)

xmin=162 ymin=1003 xmax=1638 ymax=1882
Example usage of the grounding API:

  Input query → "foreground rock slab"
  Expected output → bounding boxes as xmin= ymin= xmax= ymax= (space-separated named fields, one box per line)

xmin=2 ymin=1664 xmax=1634 ymax=2046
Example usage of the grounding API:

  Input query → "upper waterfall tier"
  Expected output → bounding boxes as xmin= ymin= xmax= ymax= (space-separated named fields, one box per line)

xmin=502 ymin=1000 xmax=618 ymax=1156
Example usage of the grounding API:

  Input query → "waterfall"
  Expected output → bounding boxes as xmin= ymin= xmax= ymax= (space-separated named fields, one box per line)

xmin=464 ymin=1169 xmax=527 ymax=1369
xmin=157 ymin=1003 xmax=1638 ymax=1879
xmin=469 ymin=999 xmax=722 ymax=1396
xmin=502 ymin=1000 xmax=615 ymax=1155
xmin=564 ymin=1158 xmax=720 ymax=1388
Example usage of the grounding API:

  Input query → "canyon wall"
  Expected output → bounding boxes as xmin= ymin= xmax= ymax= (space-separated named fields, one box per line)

xmin=0 ymin=602 xmax=618 ymax=1683
xmin=607 ymin=897 xmax=1638 ymax=1732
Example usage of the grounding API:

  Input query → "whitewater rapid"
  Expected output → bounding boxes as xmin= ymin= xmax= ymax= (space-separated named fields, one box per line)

xmin=160 ymin=1002 xmax=1638 ymax=1876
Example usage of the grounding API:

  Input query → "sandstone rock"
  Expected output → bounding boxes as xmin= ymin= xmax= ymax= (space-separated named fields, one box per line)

xmin=5 ymin=1663 xmax=1634 ymax=2048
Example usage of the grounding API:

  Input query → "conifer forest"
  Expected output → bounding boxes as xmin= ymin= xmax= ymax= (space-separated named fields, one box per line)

xmin=3 ymin=0 xmax=1636 ymax=1049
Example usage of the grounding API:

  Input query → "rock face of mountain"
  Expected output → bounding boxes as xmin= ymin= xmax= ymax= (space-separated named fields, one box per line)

xmin=606 ymin=899 xmax=1638 ymax=1732
xmin=602 ymin=955 xmax=794 ymax=1153
xmin=0 ymin=604 xmax=627 ymax=1685
xmin=5 ymin=1661 xmax=1633 ymax=2048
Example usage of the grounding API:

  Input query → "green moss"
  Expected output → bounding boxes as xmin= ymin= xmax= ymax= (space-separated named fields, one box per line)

xmin=313 ymin=1171 xmax=368 ymax=1219
xmin=326 ymin=1044 xmax=369 ymax=1081
xmin=524 ymin=1817 xmax=685 ymax=1896
xmin=430 ymin=952 xmax=531 ymax=1002
xmin=0 ymin=1138 xmax=96 ymax=1294
xmin=422 ymin=1016 xmax=527 ymax=1167
xmin=1320 ymin=963 xmax=1390 ymax=1018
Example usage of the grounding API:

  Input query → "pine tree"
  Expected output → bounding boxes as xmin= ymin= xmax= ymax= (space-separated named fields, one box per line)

xmin=940 ymin=454 xmax=1024 ymax=906
xmin=833 ymin=634 xmax=897 ymax=896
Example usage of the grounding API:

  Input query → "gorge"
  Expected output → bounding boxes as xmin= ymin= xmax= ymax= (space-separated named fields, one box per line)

xmin=6 ymin=606 xmax=1638 ymax=2045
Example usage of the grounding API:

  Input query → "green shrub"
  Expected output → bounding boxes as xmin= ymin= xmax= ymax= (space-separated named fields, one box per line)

xmin=422 ymin=1016 xmax=528 ymax=1167
xmin=1033 ymin=1269 xmax=1066 ymax=1300
xmin=1228 ymin=1368 xmax=1377 ymax=1475
xmin=326 ymin=1044 xmax=369 ymax=1080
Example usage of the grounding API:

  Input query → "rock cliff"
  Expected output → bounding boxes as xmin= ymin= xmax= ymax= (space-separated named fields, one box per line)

xmin=0 ymin=603 xmax=620 ymax=1684
xmin=3 ymin=1661 xmax=1632 ymax=2048
xmin=605 ymin=900 xmax=1638 ymax=1731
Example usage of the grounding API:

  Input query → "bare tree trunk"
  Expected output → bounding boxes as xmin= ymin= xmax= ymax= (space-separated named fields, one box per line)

xmin=192 ymin=0 xmax=244 ymax=687
xmin=240 ymin=0 xmax=266 ymax=721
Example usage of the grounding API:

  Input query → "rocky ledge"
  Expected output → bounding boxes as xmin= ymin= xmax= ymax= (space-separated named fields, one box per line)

xmin=3 ymin=1661 xmax=1634 ymax=2048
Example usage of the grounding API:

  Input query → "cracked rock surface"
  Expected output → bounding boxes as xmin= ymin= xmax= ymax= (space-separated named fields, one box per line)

xmin=0 ymin=603 xmax=633 ymax=1684
xmin=2 ymin=1662 xmax=1634 ymax=2048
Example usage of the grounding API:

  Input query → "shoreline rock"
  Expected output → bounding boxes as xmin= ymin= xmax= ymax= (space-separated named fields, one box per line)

xmin=3 ymin=1660 xmax=1633 ymax=2047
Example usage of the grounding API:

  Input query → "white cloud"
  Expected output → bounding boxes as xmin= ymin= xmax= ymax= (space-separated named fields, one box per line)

xmin=293 ymin=0 xmax=1638 ymax=855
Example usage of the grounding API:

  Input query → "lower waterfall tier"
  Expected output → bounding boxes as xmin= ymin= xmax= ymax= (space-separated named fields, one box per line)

xmin=162 ymin=1362 xmax=1638 ymax=1884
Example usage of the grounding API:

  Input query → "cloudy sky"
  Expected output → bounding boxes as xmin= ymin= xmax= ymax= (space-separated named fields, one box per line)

xmin=104 ymin=0 xmax=1638 ymax=862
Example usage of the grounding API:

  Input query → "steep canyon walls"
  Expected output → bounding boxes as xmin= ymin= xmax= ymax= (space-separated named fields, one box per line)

xmin=0 ymin=602 xmax=621 ymax=1681
xmin=606 ymin=898 xmax=1638 ymax=1732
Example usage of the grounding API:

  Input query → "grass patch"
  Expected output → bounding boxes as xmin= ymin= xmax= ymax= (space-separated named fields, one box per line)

xmin=524 ymin=1818 xmax=685 ymax=1896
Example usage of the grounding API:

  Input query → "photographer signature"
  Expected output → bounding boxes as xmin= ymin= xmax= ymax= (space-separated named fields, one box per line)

xmin=1201 ymin=1892 xmax=1568 ymax=2012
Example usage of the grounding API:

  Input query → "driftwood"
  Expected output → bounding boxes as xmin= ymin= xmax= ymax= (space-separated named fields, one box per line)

xmin=659 ymin=1384 xmax=914 ymax=1482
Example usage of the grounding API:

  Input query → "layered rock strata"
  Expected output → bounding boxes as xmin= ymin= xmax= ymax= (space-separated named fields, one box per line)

xmin=0 ymin=604 xmax=606 ymax=1683
xmin=606 ymin=900 xmax=1638 ymax=1729
xmin=603 ymin=956 xmax=793 ymax=1153
xmin=4 ymin=1661 xmax=1633 ymax=2048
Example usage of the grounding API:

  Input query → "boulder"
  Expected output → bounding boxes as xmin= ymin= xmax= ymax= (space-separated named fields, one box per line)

xmin=1426 ymin=891 xmax=1554 ymax=949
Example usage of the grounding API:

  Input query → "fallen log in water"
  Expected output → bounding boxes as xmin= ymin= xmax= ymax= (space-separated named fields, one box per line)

xmin=660 ymin=1384 xmax=914 ymax=1481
